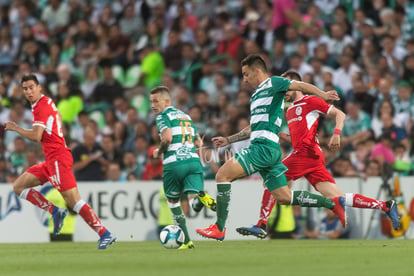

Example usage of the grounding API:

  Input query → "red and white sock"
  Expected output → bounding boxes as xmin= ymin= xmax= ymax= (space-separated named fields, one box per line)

xmin=345 ymin=193 xmax=388 ymax=212
xmin=20 ymin=188 xmax=55 ymax=214
xmin=73 ymin=200 xmax=107 ymax=236
xmin=256 ymin=188 xmax=276 ymax=227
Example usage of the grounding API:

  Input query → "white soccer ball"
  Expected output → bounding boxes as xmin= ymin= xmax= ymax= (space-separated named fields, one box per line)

xmin=159 ymin=225 xmax=185 ymax=249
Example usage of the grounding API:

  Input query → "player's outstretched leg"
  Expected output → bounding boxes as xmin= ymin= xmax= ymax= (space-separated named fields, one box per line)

xmin=236 ymin=225 xmax=267 ymax=239
xmin=51 ymin=207 xmax=68 ymax=236
xmin=98 ymin=230 xmax=117 ymax=250
xmin=73 ymin=199 xmax=116 ymax=249
xmin=236 ymin=188 xmax=275 ymax=239
xmin=344 ymin=193 xmax=399 ymax=230
xmin=385 ymin=200 xmax=400 ymax=230
xmin=196 ymin=183 xmax=230 ymax=241
xmin=196 ymin=224 xmax=226 ymax=241
xmin=331 ymin=196 xmax=347 ymax=228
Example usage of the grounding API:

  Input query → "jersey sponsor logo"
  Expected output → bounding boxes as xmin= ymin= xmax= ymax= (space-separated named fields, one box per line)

xmin=287 ymin=116 xmax=302 ymax=124
xmin=251 ymin=107 xmax=267 ymax=115
xmin=296 ymin=191 xmax=317 ymax=205
xmin=176 ymin=145 xmax=193 ymax=160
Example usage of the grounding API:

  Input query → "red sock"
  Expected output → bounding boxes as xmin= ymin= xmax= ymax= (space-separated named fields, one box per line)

xmin=347 ymin=193 xmax=387 ymax=211
xmin=21 ymin=188 xmax=55 ymax=214
xmin=257 ymin=188 xmax=276 ymax=227
xmin=76 ymin=201 xmax=107 ymax=236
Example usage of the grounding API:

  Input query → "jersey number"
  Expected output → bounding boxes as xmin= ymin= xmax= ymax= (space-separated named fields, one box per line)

xmin=46 ymin=114 xmax=63 ymax=137
xmin=179 ymin=121 xmax=193 ymax=144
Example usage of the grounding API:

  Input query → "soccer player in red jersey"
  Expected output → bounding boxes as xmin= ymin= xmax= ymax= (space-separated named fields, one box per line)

xmin=5 ymin=74 xmax=116 ymax=249
xmin=230 ymin=71 xmax=400 ymax=238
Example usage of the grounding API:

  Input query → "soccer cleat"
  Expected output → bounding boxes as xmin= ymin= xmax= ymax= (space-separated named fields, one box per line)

xmin=178 ymin=241 xmax=195 ymax=250
xmin=385 ymin=200 xmax=400 ymax=230
xmin=198 ymin=191 xmax=216 ymax=212
xmin=196 ymin=224 xmax=225 ymax=241
xmin=331 ymin=196 xmax=347 ymax=228
xmin=52 ymin=208 xmax=68 ymax=236
xmin=236 ymin=225 xmax=267 ymax=239
xmin=97 ymin=231 xmax=117 ymax=250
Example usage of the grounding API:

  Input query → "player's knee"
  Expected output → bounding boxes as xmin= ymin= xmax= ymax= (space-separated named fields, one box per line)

xmin=12 ymin=183 xmax=23 ymax=196
xmin=12 ymin=178 xmax=25 ymax=195
xmin=270 ymin=189 xmax=291 ymax=205
xmin=215 ymin=168 xmax=231 ymax=182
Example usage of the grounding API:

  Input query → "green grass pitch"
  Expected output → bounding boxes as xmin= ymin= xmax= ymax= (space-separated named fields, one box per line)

xmin=1 ymin=239 xmax=413 ymax=276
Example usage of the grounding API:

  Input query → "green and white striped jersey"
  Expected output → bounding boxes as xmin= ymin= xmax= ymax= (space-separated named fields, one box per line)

xmin=250 ymin=76 xmax=292 ymax=147
xmin=155 ymin=106 xmax=199 ymax=166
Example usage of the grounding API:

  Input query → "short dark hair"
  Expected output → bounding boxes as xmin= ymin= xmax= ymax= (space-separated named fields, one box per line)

xmin=21 ymin=74 xmax=39 ymax=85
xmin=150 ymin=86 xmax=170 ymax=95
xmin=281 ymin=70 xmax=302 ymax=81
xmin=241 ymin=54 xmax=267 ymax=72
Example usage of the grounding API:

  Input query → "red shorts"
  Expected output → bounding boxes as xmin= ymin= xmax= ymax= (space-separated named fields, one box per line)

xmin=282 ymin=147 xmax=335 ymax=190
xmin=27 ymin=153 xmax=77 ymax=192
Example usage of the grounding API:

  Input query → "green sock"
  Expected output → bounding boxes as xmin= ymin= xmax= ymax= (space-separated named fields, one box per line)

xmin=170 ymin=205 xmax=190 ymax=243
xmin=291 ymin=190 xmax=335 ymax=209
xmin=216 ymin=183 xmax=231 ymax=232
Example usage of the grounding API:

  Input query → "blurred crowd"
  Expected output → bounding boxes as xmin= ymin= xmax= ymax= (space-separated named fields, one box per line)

xmin=0 ymin=0 xmax=413 ymax=183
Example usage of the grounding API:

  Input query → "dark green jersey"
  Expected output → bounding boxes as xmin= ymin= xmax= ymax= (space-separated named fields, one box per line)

xmin=250 ymin=76 xmax=292 ymax=148
xmin=155 ymin=106 xmax=199 ymax=165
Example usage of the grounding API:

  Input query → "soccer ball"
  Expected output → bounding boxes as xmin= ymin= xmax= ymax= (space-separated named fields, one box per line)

xmin=159 ymin=225 xmax=185 ymax=249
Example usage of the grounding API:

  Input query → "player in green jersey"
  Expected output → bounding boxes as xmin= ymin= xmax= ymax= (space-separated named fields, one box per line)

xmin=150 ymin=86 xmax=216 ymax=249
xmin=196 ymin=54 xmax=345 ymax=240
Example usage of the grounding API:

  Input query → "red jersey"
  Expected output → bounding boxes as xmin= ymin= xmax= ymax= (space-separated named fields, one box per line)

xmin=32 ymin=95 xmax=69 ymax=159
xmin=286 ymin=95 xmax=332 ymax=151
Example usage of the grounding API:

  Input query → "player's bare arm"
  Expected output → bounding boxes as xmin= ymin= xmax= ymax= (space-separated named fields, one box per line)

xmin=279 ymin=132 xmax=292 ymax=144
xmin=154 ymin=127 xmax=172 ymax=158
xmin=194 ymin=134 xmax=203 ymax=148
xmin=212 ymin=126 xmax=251 ymax=147
xmin=289 ymin=81 xmax=339 ymax=102
xmin=326 ymin=107 xmax=345 ymax=152
xmin=4 ymin=123 xmax=44 ymax=142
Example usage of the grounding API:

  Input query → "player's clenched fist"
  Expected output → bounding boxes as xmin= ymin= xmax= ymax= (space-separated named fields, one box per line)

xmin=212 ymin=136 xmax=228 ymax=148
xmin=4 ymin=121 xmax=18 ymax=131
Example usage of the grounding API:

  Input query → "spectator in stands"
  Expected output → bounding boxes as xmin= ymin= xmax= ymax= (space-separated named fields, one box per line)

xmin=162 ymin=28 xmax=183 ymax=71
xmin=333 ymin=52 xmax=361 ymax=100
xmin=342 ymin=102 xmax=372 ymax=149
xmin=56 ymin=63 xmax=80 ymax=93
xmin=303 ymin=208 xmax=350 ymax=239
xmin=217 ymin=24 xmax=243 ymax=61
xmin=172 ymin=85 xmax=192 ymax=113
xmin=137 ymin=43 xmax=165 ymax=89
xmin=330 ymin=157 xmax=359 ymax=177
xmin=142 ymin=146 xmax=163 ymax=180
xmin=119 ymin=3 xmax=144 ymax=41
xmin=122 ymin=151 xmax=141 ymax=180
xmin=41 ymin=0 xmax=70 ymax=40
xmin=21 ymin=148 xmax=41 ymax=173
xmin=101 ymin=134 xmax=124 ymax=168
xmin=81 ymin=64 xmax=100 ymax=103
xmin=70 ymin=110 xmax=90 ymax=144
xmin=72 ymin=128 xmax=108 ymax=181
xmin=270 ymin=39 xmax=289 ymax=74
xmin=55 ymin=82 xmax=83 ymax=124
xmin=106 ymin=162 xmax=126 ymax=182
xmin=91 ymin=59 xmax=124 ymax=105
xmin=370 ymin=132 xmax=396 ymax=166
xmin=272 ymin=0 xmax=305 ymax=41
xmin=8 ymin=136 xmax=26 ymax=175
xmin=72 ymin=18 xmax=98 ymax=68
xmin=365 ymin=159 xmax=383 ymax=178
